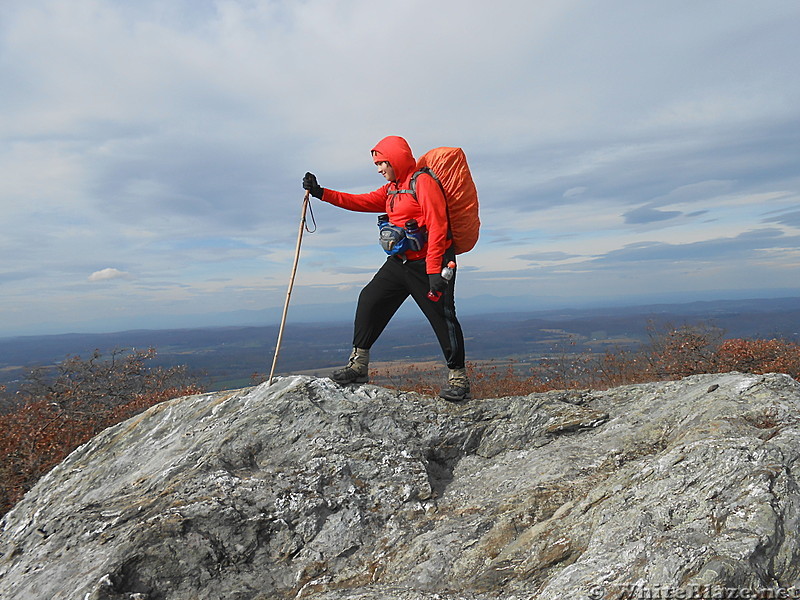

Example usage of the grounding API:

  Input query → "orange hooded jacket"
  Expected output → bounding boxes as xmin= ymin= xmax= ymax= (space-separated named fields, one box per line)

xmin=320 ymin=136 xmax=451 ymax=275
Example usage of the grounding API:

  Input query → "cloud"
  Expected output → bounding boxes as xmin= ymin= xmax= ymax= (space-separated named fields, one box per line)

xmin=514 ymin=251 xmax=582 ymax=263
xmin=1 ymin=1 xmax=799 ymax=335
xmin=0 ymin=271 xmax=35 ymax=284
xmin=764 ymin=210 xmax=800 ymax=228
xmin=623 ymin=205 xmax=683 ymax=225
xmin=593 ymin=229 xmax=798 ymax=265
xmin=88 ymin=268 xmax=130 ymax=282
xmin=563 ymin=187 xmax=587 ymax=199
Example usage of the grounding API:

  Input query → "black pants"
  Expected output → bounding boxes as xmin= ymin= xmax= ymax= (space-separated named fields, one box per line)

xmin=352 ymin=252 xmax=466 ymax=370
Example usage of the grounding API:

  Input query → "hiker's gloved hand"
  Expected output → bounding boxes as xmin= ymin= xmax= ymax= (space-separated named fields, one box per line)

xmin=303 ymin=172 xmax=324 ymax=199
xmin=428 ymin=273 xmax=448 ymax=295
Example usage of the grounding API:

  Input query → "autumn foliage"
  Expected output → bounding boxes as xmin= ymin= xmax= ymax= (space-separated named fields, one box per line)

xmin=715 ymin=338 xmax=800 ymax=378
xmin=378 ymin=323 xmax=800 ymax=399
xmin=2 ymin=326 xmax=799 ymax=520
xmin=0 ymin=348 xmax=202 ymax=518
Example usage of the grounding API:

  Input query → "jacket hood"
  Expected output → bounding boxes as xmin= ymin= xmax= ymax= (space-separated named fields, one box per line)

xmin=371 ymin=136 xmax=416 ymax=182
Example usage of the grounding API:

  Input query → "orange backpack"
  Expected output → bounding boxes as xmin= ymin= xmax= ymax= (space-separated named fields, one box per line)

xmin=410 ymin=147 xmax=480 ymax=254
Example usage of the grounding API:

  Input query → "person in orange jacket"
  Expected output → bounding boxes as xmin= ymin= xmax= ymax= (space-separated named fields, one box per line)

xmin=303 ymin=135 xmax=470 ymax=401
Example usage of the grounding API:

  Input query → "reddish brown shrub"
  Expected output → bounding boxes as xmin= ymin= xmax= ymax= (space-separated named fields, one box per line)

xmin=715 ymin=338 xmax=800 ymax=379
xmin=590 ymin=348 xmax=652 ymax=388
xmin=467 ymin=361 xmax=551 ymax=399
xmin=378 ymin=323 xmax=799 ymax=399
xmin=0 ymin=348 xmax=202 ymax=517
xmin=642 ymin=321 xmax=724 ymax=379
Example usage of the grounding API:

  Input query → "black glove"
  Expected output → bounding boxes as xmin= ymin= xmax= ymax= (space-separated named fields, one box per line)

xmin=428 ymin=273 xmax=448 ymax=295
xmin=302 ymin=172 xmax=324 ymax=199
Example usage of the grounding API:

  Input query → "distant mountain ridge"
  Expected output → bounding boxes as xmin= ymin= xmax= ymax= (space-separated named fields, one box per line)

xmin=5 ymin=289 xmax=800 ymax=337
xmin=1 ymin=296 xmax=798 ymax=392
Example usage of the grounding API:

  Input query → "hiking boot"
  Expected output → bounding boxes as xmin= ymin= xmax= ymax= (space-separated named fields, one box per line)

xmin=439 ymin=367 xmax=470 ymax=402
xmin=331 ymin=347 xmax=370 ymax=384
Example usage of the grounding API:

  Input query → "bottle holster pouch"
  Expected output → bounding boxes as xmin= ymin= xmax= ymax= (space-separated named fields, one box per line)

xmin=379 ymin=221 xmax=426 ymax=255
xmin=379 ymin=223 xmax=408 ymax=255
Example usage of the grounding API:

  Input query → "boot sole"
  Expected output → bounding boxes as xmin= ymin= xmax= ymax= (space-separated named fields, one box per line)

xmin=330 ymin=375 xmax=369 ymax=384
xmin=439 ymin=391 xmax=471 ymax=402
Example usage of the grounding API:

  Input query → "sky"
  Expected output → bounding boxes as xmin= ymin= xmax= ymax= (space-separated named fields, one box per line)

xmin=1 ymin=0 xmax=799 ymax=337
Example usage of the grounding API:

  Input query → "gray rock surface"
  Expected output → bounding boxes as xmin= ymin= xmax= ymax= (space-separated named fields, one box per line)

xmin=2 ymin=372 xmax=800 ymax=599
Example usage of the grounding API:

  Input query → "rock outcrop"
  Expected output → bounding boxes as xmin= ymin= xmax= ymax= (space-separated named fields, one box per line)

xmin=2 ymin=372 xmax=800 ymax=599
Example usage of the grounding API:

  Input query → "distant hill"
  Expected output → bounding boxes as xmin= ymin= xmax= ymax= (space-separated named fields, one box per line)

xmin=1 ymin=296 xmax=798 ymax=392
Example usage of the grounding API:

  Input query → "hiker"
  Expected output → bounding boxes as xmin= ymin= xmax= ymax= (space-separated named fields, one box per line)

xmin=303 ymin=135 xmax=470 ymax=401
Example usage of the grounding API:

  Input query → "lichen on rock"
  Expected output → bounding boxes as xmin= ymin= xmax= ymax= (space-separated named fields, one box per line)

xmin=1 ymin=372 xmax=800 ymax=599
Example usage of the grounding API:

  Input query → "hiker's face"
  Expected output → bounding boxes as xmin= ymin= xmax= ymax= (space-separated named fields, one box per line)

xmin=376 ymin=161 xmax=395 ymax=182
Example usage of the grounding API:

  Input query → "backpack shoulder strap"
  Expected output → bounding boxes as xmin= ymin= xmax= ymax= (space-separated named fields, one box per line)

xmin=401 ymin=167 xmax=442 ymax=198
xmin=386 ymin=168 xmax=436 ymax=210
xmin=387 ymin=168 xmax=440 ymax=195
xmin=408 ymin=167 xmax=452 ymax=241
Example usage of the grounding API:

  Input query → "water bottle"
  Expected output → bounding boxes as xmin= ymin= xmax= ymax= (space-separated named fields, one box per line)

xmin=427 ymin=261 xmax=456 ymax=302
xmin=404 ymin=219 xmax=424 ymax=252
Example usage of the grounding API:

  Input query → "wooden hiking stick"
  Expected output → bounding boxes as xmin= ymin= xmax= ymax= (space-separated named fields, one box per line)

xmin=268 ymin=190 xmax=311 ymax=385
